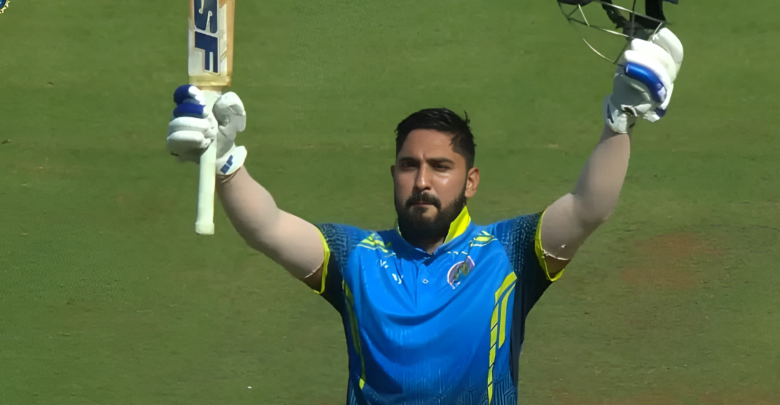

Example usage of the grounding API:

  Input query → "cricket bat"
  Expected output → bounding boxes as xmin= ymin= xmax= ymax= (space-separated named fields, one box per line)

xmin=188 ymin=0 xmax=236 ymax=235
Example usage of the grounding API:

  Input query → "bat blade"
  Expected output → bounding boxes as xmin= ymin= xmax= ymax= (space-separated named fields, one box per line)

xmin=188 ymin=0 xmax=234 ymax=89
xmin=188 ymin=0 xmax=236 ymax=235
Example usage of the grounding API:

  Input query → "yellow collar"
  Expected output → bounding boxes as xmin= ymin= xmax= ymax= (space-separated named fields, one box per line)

xmin=444 ymin=206 xmax=471 ymax=243
xmin=395 ymin=206 xmax=472 ymax=244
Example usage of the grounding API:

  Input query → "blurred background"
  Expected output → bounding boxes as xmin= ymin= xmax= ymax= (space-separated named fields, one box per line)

xmin=1 ymin=1 xmax=779 ymax=404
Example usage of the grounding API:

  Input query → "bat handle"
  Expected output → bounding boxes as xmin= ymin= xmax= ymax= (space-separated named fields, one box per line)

xmin=195 ymin=141 xmax=217 ymax=235
xmin=195 ymin=90 xmax=222 ymax=235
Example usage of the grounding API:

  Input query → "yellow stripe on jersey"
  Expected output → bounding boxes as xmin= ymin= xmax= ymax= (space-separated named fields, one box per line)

xmin=490 ymin=308 xmax=499 ymax=353
xmin=474 ymin=234 xmax=495 ymax=244
xmin=535 ymin=209 xmax=566 ymax=282
xmin=487 ymin=272 xmax=518 ymax=404
xmin=494 ymin=271 xmax=517 ymax=302
xmin=343 ymin=281 xmax=367 ymax=390
xmin=357 ymin=233 xmax=391 ymax=255
xmin=443 ymin=206 xmax=472 ymax=243
xmin=313 ymin=229 xmax=331 ymax=295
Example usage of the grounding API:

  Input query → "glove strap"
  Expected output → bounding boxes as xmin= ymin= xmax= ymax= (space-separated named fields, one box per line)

xmin=216 ymin=145 xmax=247 ymax=176
xmin=603 ymin=96 xmax=637 ymax=134
xmin=218 ymin=168 xmax=241 ymax=184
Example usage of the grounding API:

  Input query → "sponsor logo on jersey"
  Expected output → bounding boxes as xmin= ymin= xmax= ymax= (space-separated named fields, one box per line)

xmin=447 ymin=256 xmax=475 ymax=289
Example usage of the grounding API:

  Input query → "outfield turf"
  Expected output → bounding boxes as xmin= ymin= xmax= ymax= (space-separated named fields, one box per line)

xmin=1 ymin=1 xmax=779 ymax=404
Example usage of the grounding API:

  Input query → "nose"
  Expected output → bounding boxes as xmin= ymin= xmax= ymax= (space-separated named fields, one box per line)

xmin=414 ymin=164 xmax=431 ymax=192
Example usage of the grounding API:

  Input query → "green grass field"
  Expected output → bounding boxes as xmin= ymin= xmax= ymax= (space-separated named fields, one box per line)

xmin=2 ymin=1 xmax=779 ymax=404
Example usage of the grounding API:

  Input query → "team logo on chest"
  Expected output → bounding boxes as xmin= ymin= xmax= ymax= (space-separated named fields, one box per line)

xmin=447 ymin=256 xmax=475 ymax=289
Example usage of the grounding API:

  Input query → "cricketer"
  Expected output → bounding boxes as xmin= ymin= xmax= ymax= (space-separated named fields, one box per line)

xmin=166 ymin=24 xmax=683 ymax=405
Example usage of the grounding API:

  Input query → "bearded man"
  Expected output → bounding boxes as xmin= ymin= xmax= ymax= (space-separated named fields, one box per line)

xmin=166 ymin=28 xmax=683 ymax=405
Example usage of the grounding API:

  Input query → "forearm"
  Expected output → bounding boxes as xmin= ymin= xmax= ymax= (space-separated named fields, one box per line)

xmin=541 ymin=125 xmax=631 ymax=259
xmin=570 ymin=126 xmax=631 ymax=224
xmin=217 ymin=167 xmax=324 ymax=277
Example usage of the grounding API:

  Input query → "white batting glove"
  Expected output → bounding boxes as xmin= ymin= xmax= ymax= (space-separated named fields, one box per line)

xmin=166 ymin=85 xmax=248 ymax=176
xmin=604 ymin=28 xmax=684 ymax=134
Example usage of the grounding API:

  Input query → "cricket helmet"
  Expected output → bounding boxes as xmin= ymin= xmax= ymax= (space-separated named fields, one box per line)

xmin=557 ymin=0 xmax=679 ymax=63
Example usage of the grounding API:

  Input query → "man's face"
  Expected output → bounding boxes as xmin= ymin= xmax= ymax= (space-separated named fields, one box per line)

xmin=391 ymin=129 xmax=479 ymax=243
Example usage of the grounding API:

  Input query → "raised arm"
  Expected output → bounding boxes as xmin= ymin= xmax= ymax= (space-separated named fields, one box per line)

xmin=166 ymin=86 xmax=324 ymax=288
xmin=539 ymin=28 xmax=684 ymax=277
xmin=217 ymin=167 xmax=324 ymax=284
xmin=540 ymin=126 xmax=630 ymax=275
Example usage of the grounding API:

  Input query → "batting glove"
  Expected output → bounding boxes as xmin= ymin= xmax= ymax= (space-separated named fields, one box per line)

xmin=604 ymin=28 xmax=684 ymax=134
xmin=166 ymin=85 xmax=248 ymax=176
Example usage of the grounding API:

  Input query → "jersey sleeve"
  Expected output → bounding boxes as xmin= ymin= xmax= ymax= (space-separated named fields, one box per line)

xmin=312 ymin=223 xmax=364 ymax=314
xmin=494 ymin=212 xmax=560 ymax=318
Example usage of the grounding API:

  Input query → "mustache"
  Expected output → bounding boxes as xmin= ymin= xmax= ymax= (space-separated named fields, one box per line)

xmin=405 ymin=191 xmax=441 ymax=209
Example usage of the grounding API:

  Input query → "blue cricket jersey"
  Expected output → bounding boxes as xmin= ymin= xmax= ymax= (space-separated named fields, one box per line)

xmin=313 ymin=207 xmax=563 ymax=405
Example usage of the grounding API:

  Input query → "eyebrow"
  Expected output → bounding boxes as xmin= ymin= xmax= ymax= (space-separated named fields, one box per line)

xmin=398 ymin=156 xmax=456 ymax=165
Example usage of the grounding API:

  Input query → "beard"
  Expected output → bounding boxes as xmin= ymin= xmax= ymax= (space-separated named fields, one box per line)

xmin=395 ymin=184 xmax=468 ymax=245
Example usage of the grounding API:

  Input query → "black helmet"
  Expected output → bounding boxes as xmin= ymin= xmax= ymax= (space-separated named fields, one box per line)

xmin=558 ymin=0 xmax=679 ymax=62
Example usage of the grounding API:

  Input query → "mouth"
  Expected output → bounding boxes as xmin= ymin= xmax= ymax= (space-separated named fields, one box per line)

xmin=405 ymin=193 xmax=441 ymax=210
xmin=409 ymin=202 xmax=436 ymax=209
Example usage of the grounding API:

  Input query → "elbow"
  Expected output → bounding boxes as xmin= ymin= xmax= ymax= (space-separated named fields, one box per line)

xmin=579 ymin=214 xmax=611 ymax=231
xmin=243 ymin=236 xmax=264 ymax=252
xmin=233 ymin=225 xmax=270 ymax=255
xmin=243 ymin=233 xmax=276 ymax=257
xmin=592 ymin=208 xmax=615 ymax=225
xmin=245 ymin=237 xmax=283 ymax=263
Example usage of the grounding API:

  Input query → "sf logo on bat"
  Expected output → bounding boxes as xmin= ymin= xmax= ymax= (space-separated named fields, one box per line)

xmin=193 ymin=0 xmax=221 ymax=74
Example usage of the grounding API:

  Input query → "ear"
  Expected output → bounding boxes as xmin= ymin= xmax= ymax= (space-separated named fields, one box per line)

xmin=390 ymin=165 xmax=395 ymax=178
xmin=465 ymin=167 xmax=480 ymax=198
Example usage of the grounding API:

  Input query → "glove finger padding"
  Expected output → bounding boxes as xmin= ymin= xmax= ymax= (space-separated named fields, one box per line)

xmin=166 ymin=85 xmax=249 ymax=175
xmin=651 ymin=28 xmax=684 ymax=73
xmin=167 ymin=129 xmax=209 ymax=150
xmin=622 ymin=49 xmax=673 ymax=104
xmin=167 ymin=114 xmax=218 ymax=153
xmin=645 ymin=28 xmax=683 ymax=122
xmin=212 ymin=92 xmax=248 ymax=176
xmin=167 ymin=85 xmax=220 ymax=163
xmin=168 ymin=116 xmax=213 ymax=138
xmin=627 ymin=40 xmax=677 ymax=84
xmin=604 ymin=28 xmax=683 ymax=133
xmin=213 ymin=92 xmax=247 ymax=142
xmin=173 ymin=84 xmax=207 ymax=106
xmin=167 ymin=130 xmax=209 ymax=163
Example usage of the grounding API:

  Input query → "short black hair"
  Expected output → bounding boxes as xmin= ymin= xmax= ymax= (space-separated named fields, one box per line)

xmin=394 ymin=108 xmax=476 ymax=169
